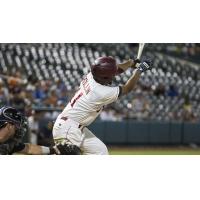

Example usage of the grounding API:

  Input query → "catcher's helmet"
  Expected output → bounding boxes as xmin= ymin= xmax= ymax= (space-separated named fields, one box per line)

xmin=91 ymin=56 xmax=118 ymax=85
xmin=0 ymin=106 xmax=22 ymax=129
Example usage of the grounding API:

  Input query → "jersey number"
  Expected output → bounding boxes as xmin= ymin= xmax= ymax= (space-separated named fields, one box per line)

xmin=70 ymin=91 xmax=83 ymax=107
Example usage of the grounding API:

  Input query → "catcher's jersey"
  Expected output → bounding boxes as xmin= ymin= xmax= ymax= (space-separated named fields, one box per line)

xmin=61 ymin=72 xmax=120 ymax=126
xmin=0 ymin=142 xmax=25 ymax=155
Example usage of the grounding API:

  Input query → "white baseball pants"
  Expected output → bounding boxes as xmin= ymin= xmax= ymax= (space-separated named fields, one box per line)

xmin=52 ymin=115 xmax=108 ymax=155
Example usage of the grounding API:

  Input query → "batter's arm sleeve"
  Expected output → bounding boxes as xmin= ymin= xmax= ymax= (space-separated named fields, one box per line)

xmin=102 ymin=86 xmax=120 ymax=105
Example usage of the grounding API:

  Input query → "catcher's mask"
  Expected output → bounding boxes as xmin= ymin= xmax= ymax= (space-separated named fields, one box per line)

xmin=91 ymin=56 xmax=118 ymax=85
xmin=0 ymin=106 xmax=23 ymax=129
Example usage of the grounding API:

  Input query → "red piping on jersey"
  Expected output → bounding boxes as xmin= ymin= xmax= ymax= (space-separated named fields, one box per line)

xmin=60 ymin=116 xmax=83 ymax=129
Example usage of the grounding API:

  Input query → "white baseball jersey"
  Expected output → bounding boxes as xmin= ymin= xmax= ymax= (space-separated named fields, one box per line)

xmin=61 ymin=72 xmax=120 ymax=126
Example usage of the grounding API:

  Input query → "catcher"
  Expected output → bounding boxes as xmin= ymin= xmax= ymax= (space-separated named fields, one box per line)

xmin=0 ymin=106 xmax=81 ymax=155
xmin=53 ymin=56 xmax=152 ymax=154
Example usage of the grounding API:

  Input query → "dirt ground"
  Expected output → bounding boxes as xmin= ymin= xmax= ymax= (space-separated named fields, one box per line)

xmin=108 ymin=146 xmax=200 ymax=155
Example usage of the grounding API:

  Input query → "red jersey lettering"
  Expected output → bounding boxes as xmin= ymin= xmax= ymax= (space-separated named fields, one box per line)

xmin=70 ymin=91 xmax=83 ymax=107
xmin=82 ymin=77 xmax=91 ymax=94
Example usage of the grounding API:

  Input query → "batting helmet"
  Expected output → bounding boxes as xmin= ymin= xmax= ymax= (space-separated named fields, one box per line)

xmin=0 ymin=106 xmax=22 ymax=129
xmin=91 ymin=56 xmax=118 ymax=85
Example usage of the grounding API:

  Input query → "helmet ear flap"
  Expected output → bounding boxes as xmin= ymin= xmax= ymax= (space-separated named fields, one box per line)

xmin=92 ymin=67 xmax=96 ymax=73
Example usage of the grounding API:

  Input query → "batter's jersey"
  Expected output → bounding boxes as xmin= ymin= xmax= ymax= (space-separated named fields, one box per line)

xmin=61 ymin=72 xmax=120 ymax=126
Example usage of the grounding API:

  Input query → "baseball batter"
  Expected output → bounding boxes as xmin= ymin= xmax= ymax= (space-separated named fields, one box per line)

xmin=53 ymin=56 xmax=152 ymax=154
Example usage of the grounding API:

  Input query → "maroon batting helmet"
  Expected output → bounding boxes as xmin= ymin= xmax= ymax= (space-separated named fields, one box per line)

xmin=91 ymin=56 xmax=118 ymax=85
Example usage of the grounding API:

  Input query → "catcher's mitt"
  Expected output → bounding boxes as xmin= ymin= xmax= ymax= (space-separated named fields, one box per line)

xmin=51 ymin=139 xmax=82 ymax=155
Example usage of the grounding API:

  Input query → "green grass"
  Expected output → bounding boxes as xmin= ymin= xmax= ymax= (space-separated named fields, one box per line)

xmin=108 ymin=147 xmax=200 ymax=155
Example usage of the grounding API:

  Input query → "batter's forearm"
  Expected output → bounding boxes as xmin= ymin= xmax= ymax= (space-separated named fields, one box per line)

xmin=120 ymin=59 xmax=152 ymax=95
xmin=121 ymin=69 xmax=141 ymax=95
xmin=117 ymin=59 xmax=135 ymax=71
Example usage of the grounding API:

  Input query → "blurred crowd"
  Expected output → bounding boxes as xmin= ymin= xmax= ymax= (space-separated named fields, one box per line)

xmin=101 ymin=82 xmax=198 ymax=123
xmin=150 ymin=43 xmax=200 ymax=63
xmin=134 ymin=83 xmax=197 ymax=122
xmin=0 ymin=69 xmax=73 ymax=110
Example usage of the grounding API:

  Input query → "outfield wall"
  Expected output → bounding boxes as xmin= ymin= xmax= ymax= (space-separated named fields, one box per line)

xmin=88 ymin=121 xmax=200 ymax=145
xmin=37 ymin=120 xmax=200 ymax=145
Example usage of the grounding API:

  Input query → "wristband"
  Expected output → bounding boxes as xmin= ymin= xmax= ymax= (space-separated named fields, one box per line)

xmin=41 ymin=146 xmax=50 ymax=155
xmin=136 ymin=67 xmax=143 ymax=74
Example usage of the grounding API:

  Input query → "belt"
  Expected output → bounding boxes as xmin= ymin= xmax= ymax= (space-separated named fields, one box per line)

xmin=60 ymin=117 xmax=84 ymax=129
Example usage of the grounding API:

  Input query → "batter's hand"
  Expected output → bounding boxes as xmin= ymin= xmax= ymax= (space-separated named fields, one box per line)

xmin=130 ymin=58 xmax=141 ymax=68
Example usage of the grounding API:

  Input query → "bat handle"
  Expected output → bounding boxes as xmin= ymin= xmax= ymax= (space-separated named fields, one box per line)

xmin=132 ymin=58 xmax=141 ymax=68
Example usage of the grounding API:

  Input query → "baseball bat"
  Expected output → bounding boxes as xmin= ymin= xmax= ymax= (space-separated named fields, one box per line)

xmin=135 ymin=43 xmax=145 ymax=68
xmin=137 ymin=43 xmax=146 ymax=60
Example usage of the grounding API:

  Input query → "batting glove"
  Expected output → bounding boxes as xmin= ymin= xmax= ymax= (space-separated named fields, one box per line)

xmin=137 ymin=59 xmax=152 ymax=73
